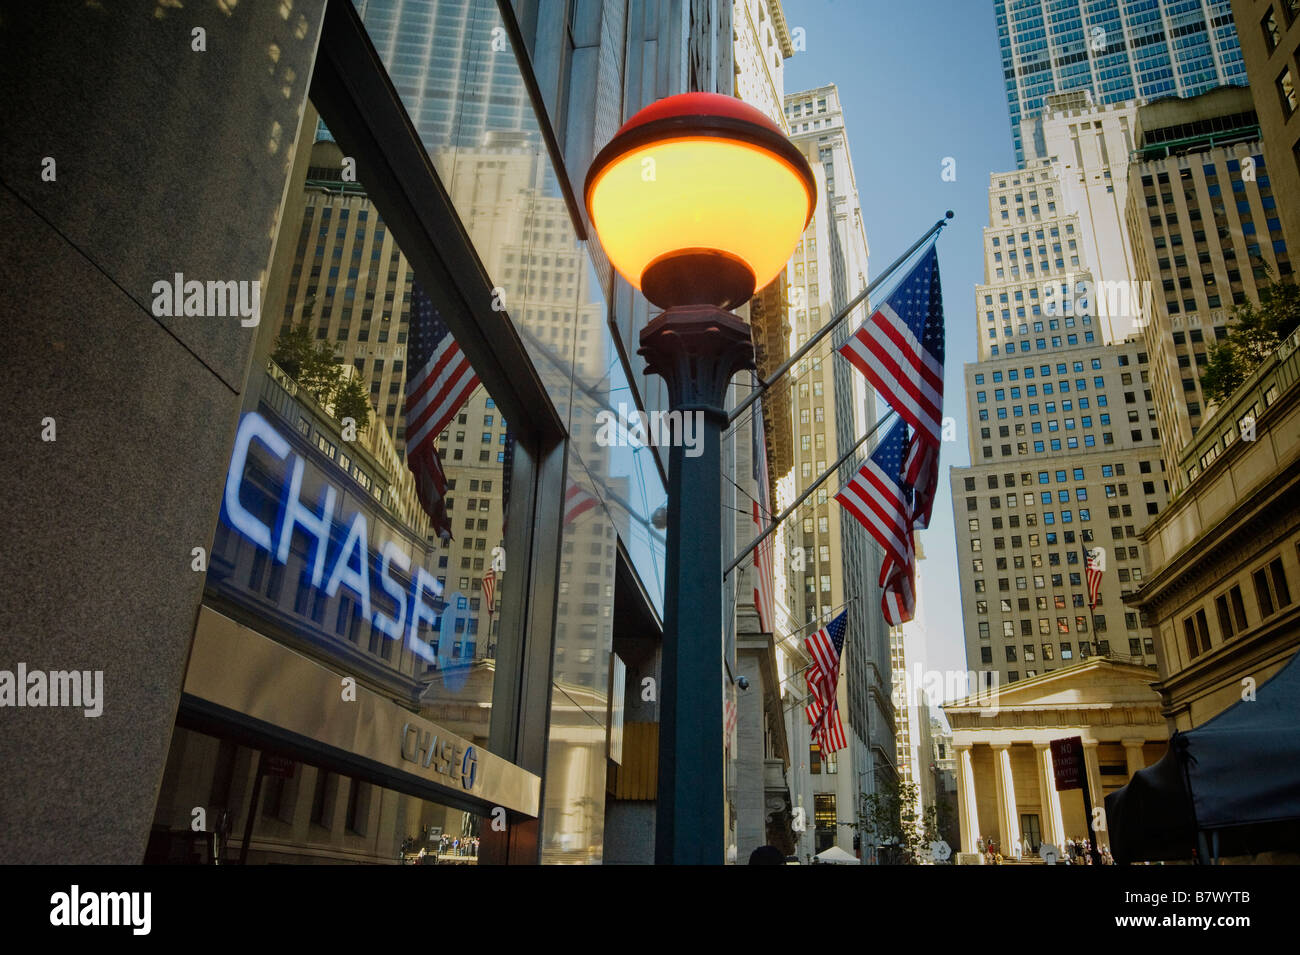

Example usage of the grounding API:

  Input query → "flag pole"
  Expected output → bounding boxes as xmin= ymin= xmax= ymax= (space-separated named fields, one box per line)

xmin=723 ymin=407 xmax=897 ymax=579
xmin=725 ymin=211 xmax=953 ymax=427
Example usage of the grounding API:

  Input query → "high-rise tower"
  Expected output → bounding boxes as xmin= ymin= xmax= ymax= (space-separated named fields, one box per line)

xmin=994 ymin=0 xmax=1246 ymax=165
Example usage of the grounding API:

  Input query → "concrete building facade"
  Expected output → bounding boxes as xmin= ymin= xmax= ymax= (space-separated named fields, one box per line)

xmin=1231 ymin=0 xmax=1300 ymax=254
xmin=953 ymin=148 xmax=1172 ymax=689
xmin=1125 ymin=85 xmax=1293 ymax=478
xmin=726 ymin=0 xmax=803 ymax=864
xmin=778 ymin=82 xmax=897 ymax=860
xmin=944 ymin=657 xmax=1170 ymax=859
xmin=1129 ymin=324 xmax=1300 ymax=732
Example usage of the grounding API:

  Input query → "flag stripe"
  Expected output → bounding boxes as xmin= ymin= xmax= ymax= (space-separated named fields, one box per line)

xmin=803 ymin=611 xmax=848 ymax=755
xmin=406 ymin=358 xmax=481 ymax=453
xmin=840 ymin=321 xmax=943 ymax=441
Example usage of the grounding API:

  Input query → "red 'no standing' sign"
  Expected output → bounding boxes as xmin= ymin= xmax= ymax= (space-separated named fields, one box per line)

xmin=1050 ymin=736 xmax=1083 ymax=791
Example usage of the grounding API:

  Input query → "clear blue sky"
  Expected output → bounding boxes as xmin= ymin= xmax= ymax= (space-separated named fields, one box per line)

xmin=782 ymin=0 xmax=1014 ymax=695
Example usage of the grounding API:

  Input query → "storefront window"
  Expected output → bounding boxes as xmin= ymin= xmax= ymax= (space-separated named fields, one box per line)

xmin=148 ymin=729 xmax=483 ymax=865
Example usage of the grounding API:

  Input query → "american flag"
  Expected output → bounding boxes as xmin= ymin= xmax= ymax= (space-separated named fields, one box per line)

xmin=564 ymin=481 xmax=599 ymax=524
xmin=405 ymin=281 xmax=479 ymax=539
xmin=838 ymin=243 xmax=946 ymax=447
xmin=804 ymin=610 xmax=848 ymax=754
xmin=724 ymin=695 xmax=738 ymax=754
xmin=1084 ymin=546 xmax=1105 ymax=610
xmin=835 ymin=419 xmax=917 ymax=624
xmin=482 ymin=568 xmax=496 ymax=618
xmin=750 ymin=404 xmax=775 ymax=634
xmin=906 ymin=439 xmax=939 ymax=531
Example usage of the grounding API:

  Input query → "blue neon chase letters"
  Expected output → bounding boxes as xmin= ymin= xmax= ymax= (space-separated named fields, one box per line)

xmin=221 ymin=411 xmax=441 ymax=661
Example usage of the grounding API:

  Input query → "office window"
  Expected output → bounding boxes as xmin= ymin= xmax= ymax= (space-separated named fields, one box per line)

xmin=1279 ymin=66 xmax=1298 ymax=118
xmin=1183 ymin=608 xmax=1212 ymax=659
xmin=1253 ymin=558 xmax=1291 ymax=617
xmin=1215 ymin=585 xmax=1249 ymax=640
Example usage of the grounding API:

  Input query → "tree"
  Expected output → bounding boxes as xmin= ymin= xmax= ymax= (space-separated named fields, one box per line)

xmin=333 ymin=372 xmax=373 ymax=436
xmin=1200 ymin=277 xmax=1300 ymax=406
xmin=853 ymin=778 xmax=941 ymax=865
xmin=272 ymin=322 xmax=346 ymax=405
xmin=270 ymin=322 xmax=315 ymax=380
xmin=298 ymin=339 xmax=346 ymax=407
xmin=271 ymin=324 xmax=374 ymax=433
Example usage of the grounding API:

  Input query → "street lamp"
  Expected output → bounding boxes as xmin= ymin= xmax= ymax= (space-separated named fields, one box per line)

xmin=585 ymin=92 xmax=815 ymax=864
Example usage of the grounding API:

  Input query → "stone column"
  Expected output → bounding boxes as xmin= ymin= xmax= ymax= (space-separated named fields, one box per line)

xmin=1083 ymin=740 xmax=1110 ymax=849
xmin=1122 ymin=738 xmax=1147 ymax=778
xmin=1035 ymin=743 xmax=1066 ymax=852
xmin=955 ymin=745 xmax=981 ymax=854
xmin=991 ymin=743 xmax=1021 ymax=859
xmin=733 ymin=640 xmax=768 ymax=860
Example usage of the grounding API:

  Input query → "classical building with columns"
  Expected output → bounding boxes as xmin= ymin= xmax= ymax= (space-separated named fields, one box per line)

xmin=943 ymin=656 xmax=1168 ymax=862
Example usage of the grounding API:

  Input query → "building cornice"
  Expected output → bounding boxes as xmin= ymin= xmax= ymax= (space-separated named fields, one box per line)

xmin=1130 ymin=455 xmax=1300 ymax=612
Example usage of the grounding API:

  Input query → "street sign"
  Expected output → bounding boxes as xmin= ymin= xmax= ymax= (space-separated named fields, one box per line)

xmin=1050 ymin=735 xmax=1103 ymax=866
xmin=1050 ymin=736 xmax=1083 ymax=791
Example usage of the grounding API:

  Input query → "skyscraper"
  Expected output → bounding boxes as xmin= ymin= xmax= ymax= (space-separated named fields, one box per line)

xmin=1124 ymin=85 xmax=1291 ymax=478
xmin=1230 ymin=0 xmax=1300 ymax=255
xmin=781 ymin=83 xmax=897 ymax=857
xmin=950 ymin=154 xmax=1170 ymax=688
xmin=994 ymin=0 xmax=1246 ymax=165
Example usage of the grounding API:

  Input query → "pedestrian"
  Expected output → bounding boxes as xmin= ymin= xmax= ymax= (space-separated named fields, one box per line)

xmin=748 ymin=845 xmax=784 ymax=865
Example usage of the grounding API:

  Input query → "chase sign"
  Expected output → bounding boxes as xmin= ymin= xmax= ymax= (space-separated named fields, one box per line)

xmin=221 ymin=411 xmax=442 ymax=662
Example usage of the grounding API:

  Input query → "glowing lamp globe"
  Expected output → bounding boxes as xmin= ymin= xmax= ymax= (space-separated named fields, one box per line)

xmin=584 ymin=92 xmax=816 ymax=310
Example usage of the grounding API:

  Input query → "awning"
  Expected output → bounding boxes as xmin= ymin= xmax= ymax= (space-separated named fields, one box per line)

xmin=1105 ymin=649 xmax=1300 ymax=863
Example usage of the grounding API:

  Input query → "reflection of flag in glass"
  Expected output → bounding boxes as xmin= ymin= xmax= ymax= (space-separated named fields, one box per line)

xmin=751 ymin=405 xmax=775 ymax=634
xmin=724 ymin=695 xmax=738 ymax=754
xmin=804 ymin=611 xmax=848 ymax=754
xmin=835 ymin=419 xmax=916 ymax=625
xmin=482 ymin=568 xmax=496 ymax=618
xmin=564 ymin=482 xmax=599 ymax=524
xmin=1084 ymin=547 xmax=1105 ymax=610
xmin=405 ymin=280 xmax=479 ymax=538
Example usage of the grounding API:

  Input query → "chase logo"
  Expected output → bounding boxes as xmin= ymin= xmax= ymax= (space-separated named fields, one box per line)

xmin=221 ymin=411 xmax=442 ymax=662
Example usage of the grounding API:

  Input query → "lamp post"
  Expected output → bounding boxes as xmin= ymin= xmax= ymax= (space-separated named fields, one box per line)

xmin=585 ymin=93 xmax=815 ymax=864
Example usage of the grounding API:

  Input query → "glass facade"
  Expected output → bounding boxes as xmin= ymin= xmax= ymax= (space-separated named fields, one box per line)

xmin=148 ymin=727 xmax=485 ymax=865
xmin=145 ymin=0 xmax=669 ymax=865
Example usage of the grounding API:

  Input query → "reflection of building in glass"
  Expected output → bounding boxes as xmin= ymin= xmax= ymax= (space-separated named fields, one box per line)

xmin=355 ymin=0 xmax=535 ymax=151
xmin=150 ymin=343 xmax=489 ymax=862
xmin=279 ymin=133 xmax=512 ymax=674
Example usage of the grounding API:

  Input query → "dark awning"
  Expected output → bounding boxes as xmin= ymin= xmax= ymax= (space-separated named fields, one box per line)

xmin=1105 ymin=649 xmax=1300 ymax=864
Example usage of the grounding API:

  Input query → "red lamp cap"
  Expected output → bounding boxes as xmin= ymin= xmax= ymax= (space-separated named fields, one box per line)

xmin=613 ymin=92 xmax=787 ymax=139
